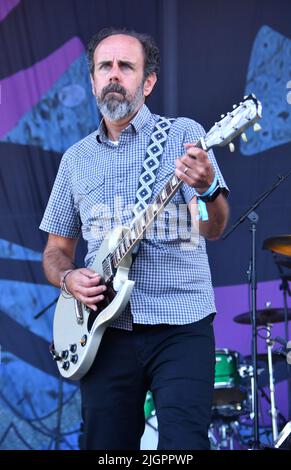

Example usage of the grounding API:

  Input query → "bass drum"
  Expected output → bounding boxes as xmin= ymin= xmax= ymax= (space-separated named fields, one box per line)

xmin=212 ymin=348 xmax=248 ymax=418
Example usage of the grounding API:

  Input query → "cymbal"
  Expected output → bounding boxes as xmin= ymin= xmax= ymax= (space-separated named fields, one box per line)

xmin=244 ymin=353 xmax=285 ymax=364
xmin=234 ymin=308 xmax=291 ymax=325
xmin=275 ymin=258 xmax=291 ymax=269
xmin=263 ymin=235 xmax=291 ymax=257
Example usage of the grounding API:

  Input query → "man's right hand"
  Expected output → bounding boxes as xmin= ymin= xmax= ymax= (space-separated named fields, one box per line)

xmin=63 ymin=268 xmax=107 ymax=311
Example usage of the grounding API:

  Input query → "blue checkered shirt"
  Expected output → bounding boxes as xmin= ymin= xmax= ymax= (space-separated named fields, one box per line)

xmin=40 ymin=104 xmax=228 ymax=330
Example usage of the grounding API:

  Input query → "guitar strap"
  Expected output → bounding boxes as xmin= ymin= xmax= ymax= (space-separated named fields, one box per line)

xmin=131 ymin=116 xmax=175 ymax=256
xmin=133 ymin=116 xmax=175 ymax=217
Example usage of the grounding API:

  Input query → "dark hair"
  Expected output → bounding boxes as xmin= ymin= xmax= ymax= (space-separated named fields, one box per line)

xmin=87 ymin=27 xmax=160 ymax=79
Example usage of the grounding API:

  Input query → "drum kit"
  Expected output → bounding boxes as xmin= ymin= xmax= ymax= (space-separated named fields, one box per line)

xmin=141 ymin=235 xmax=291 ymax=450
xmin=210 ymin=234 xmax=291 ymax=449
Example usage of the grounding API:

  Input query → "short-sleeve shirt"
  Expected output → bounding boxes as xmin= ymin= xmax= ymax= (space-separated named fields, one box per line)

xmin=40 ymin=104 xmax=228 ymax=330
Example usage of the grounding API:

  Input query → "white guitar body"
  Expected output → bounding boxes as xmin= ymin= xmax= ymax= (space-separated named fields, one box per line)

xmin=53 ymin=226 xmax=134 ymax=380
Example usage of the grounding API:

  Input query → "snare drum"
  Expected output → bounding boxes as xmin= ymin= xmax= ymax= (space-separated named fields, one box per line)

xmin=212 ymin=349 xmax=247 ymax=417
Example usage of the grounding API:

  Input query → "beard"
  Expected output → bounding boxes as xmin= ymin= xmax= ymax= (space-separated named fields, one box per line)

xmin=96 ymin=82 xmax=144 ymax=121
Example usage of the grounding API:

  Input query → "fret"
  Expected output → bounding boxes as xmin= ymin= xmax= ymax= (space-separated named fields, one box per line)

xmin=161 ymin=188 xmax=167 ymax=201
xmin=165 ymin=182 xmax=172 ymax=196
xmin=171 ymin=174 xmax=178 ymax=187
xmin=146 ymin=204 xmax=154 ymax=221
xmin=152 ymin=201 xmax=159 ymax=214
xmin=135 ymin=220 xmax=142 ymax=238
xmin=124 ymin=234 xmax=131 ymax=250
xmin=130 ymin=226 xmax=137 ymax=240
xmin=140 ymin=214 xmax=146 ymax=228
xmin=119 ymin=241 xmax=125 ymax=257
xmin=112 ymin=252 xmax=118 ymax=267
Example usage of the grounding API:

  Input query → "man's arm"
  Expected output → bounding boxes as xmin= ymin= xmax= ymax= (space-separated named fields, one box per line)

xmin=175 ymin=144 xmax=229 ymax=240
xmin=43 ymin=233 xmax=106 ymax=311
xmin=189 ymin=194 xmax=229 ymax=240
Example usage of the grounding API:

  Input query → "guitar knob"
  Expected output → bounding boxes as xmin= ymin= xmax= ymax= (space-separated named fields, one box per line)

xmin=61 ymin=350 xmax=69 ymax=360
xmin=69 ymin=344 xmax=77 ymax=353
xmin=62 ymin=361 xmax=70 ymax=370
xmin=70 ymin=354 xmax=78 ymax=364
xmin=229 ymin=142 xmax=235 ymax=152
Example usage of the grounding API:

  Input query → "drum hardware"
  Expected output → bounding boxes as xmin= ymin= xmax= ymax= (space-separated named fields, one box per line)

xmin=212 ymin=349 xmax=250 ymax=419
xmin=263 ymin=238 xmax=291 ymax=421
xmin=209 ymin=419 xmax=242 ymax=450
xmin=265 ymin=324 xmax=279 ymax=441
xmin=222 ymin=171 xmax=291 ymax=448
xmin=274 ymin=421 xmax=291 ymax=449
xmin=233 ymin=308 xmax=291 ymax=326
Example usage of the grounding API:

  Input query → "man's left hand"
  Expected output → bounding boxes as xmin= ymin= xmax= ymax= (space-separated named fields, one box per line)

xmin=175 ymin=143 xmax=214 ymax=193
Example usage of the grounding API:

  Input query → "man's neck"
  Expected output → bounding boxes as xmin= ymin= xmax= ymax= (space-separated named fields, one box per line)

xmin=103 ymin=104 xmax=143 ymax=141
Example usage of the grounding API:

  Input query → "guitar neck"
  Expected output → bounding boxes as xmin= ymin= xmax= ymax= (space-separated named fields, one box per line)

xmin=111 ymin=139 xmax=205 ymax=268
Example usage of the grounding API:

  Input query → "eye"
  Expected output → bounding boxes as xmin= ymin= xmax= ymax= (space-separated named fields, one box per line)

xmin=99 ymin=63 xmax=111 ymax=71
xmin=120 ymin=62 xmax=133 ymax=70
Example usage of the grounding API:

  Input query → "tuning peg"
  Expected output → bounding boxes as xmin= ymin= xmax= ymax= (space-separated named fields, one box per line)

xmin=253 ymin=123 xmax=261 ymax=132
xmin=229 ymin=142 xmax=235 ymax=152
xmin=244 ymin=95 xmax=248 ymax=99
xmin=241 ymin=132 xmax=248 ymax=142
xmin=232 ymin=104 xmax=237 ymax=109
xmin=220 ymin=114 xmax=225 ymax=118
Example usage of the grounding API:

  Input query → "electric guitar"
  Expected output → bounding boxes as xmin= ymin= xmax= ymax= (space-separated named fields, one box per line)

xmin=51 ymin=94 xmax=262 ymax=380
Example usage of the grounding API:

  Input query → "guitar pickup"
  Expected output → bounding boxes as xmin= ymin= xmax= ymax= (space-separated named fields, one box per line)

xmin=102 ymin=255 xmax=115 ymax=283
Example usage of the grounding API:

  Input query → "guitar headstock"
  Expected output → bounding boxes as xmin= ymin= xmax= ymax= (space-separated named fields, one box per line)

xmin=203 ymin=94 xmax=262 ymax=151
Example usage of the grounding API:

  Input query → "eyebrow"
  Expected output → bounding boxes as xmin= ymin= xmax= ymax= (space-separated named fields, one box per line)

xmin=97 ymin=59 xmax=136 ymax=68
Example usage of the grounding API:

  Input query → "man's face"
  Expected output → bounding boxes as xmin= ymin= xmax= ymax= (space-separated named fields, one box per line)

xmin=90 ymin=34 xmax=156 ymax=121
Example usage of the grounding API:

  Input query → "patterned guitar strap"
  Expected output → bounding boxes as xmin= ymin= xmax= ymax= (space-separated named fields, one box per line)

xmin=131 ymin=116 xmax=175 ymax=255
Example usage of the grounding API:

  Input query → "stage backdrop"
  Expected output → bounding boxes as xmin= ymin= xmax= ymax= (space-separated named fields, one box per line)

xmin=0 ymin=0 xmax=290 ymax=449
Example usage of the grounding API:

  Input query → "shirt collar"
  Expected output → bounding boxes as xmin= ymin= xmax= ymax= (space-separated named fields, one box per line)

xmin=96 ymin=104 xmax=152 ymax=143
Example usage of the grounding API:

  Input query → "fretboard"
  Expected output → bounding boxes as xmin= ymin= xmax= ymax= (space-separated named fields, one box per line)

xmin=110 ymin=139 xmax=204 ymax=268
xmin=111 ymin=173 xmax=181 ymax=268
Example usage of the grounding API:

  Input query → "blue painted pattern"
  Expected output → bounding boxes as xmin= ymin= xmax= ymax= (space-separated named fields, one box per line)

xmin=241 ymin=26 xmax=291 ymax=155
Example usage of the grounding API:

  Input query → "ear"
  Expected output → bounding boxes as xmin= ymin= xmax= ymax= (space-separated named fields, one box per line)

xmin=143 ymin=73 xmax=157 ymax=97
xmin=90 ymin=75 xmax=96 ymax=96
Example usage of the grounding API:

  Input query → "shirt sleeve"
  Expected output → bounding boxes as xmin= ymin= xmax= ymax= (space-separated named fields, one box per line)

xmin=181 ymin=119 xmax=229 ymax=205
xmin=39 ymin=150 xmax=81 ymax=238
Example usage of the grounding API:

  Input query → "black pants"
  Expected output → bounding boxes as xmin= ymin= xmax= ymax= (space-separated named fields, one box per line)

xmin=79 ymin=313 xmax=215 ymax=450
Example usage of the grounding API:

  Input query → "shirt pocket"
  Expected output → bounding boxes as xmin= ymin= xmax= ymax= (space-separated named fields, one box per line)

xmin=73 ymin=175 xmax=105 ymax=222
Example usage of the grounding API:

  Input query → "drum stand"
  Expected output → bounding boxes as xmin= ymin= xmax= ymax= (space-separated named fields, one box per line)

xmin=266 ymin=323 xmax=278 ymax=441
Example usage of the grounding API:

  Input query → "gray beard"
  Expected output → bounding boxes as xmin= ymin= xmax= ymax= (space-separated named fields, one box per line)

xmin=96 ymin=84 xmax=144 ymax=121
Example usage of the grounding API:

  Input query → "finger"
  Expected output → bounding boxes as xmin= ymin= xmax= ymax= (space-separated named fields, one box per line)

xmin=174 ymin=167 xmax=195 ymax=186
xmin=79 ymin=268 xmax=100 ymax=278
xmin=79 ymin=274 xmax=102 ymax=287
xmin=80 ymin=294 xmax=106 ymax=310
xmin=186 ymin=147 xmax=208 ymax=161
xmin=81 ymin=285 xmax=107 ymax=296
xmin=176 ymin=157 xmax=198 ymax=177
xmin=184 ymin=142 xmax=198 ymax=149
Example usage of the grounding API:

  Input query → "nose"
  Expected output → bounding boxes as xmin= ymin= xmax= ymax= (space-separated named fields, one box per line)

xmin=109 ymin=60 xmax=121 ymax=83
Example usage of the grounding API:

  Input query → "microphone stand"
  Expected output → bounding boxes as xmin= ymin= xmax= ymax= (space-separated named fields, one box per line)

xmin=222 ymin=171 xmax=291 ymax=449
xmin=34 ymin=296 xmax=58 ymax=319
